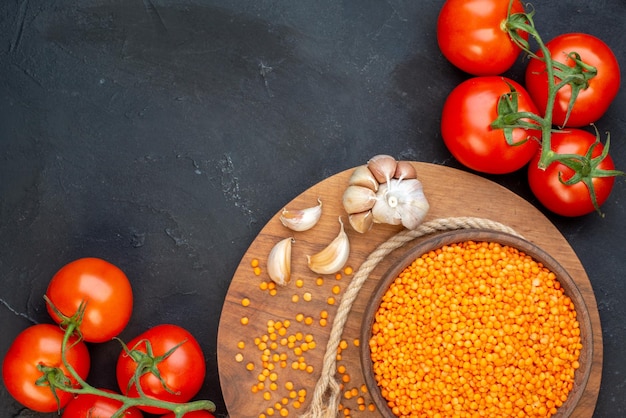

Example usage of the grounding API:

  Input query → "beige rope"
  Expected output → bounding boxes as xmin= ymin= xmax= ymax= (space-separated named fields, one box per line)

xmin=300 ymin=217 xmax=521 ymax=418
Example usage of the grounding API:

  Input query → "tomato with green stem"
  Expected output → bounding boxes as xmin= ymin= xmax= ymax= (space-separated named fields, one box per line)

xmin=437 ymin=0 xmax=528 ymax=75
xmin=2 ymin=324 xmax=90 ymax=413
xmin=61 ymin=389 xmax=144 ymax=418
xmin=491 ymin=6 xmax=623 ymax=213
xmin=116 ymin=324 xmax=207 ymax=415
xmin=441 ymin=76 xmax=541 ymax=174
xmin=46 ymin=257 xmax=133 ymax=343
xmin=6 ymin=322 xmax=215 ymax=417
xmin=528 ymin=129 xmax=621 ymax=217
xmin=525 ymin=33 xmax=620 ymax=128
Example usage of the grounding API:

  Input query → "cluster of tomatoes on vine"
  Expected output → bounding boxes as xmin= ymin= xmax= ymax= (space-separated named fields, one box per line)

xmin=2 ymin=257 xmax=216 ymax=418
xmin=437 ymin=0 xmax=622 ymax=217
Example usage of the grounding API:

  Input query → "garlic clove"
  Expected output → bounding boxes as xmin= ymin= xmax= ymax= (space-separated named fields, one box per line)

xmin=348 ymin=210 xmax=374 ymax=234
xmin=342 ymin=185 xmax=377 ymax=214
xmin=306 ymin=217 xmax=350 ymax=275
xmin=394 ymin=161 xmax=417 ymax=180
xmin=348 ymin=165 xmax=379 ymax=192
xmin=280 ymin=198 xmax=323 ymax=232
xmin=267 ymin=237 xmax=294 ymax=286
xmin=367 ymin=154 xmax=398 ymax=184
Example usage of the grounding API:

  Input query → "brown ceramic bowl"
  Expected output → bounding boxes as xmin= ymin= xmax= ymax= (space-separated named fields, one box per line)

xmin=360 ymin=229 xmax=593 ymax=418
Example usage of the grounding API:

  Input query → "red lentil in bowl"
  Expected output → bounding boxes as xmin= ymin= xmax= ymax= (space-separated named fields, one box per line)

xmin=360 ymin=229 xmax=592 ymax=418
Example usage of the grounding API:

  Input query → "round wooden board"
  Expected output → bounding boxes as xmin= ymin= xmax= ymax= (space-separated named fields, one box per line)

xmin=217 ymin=162 xmax=602 ymax=418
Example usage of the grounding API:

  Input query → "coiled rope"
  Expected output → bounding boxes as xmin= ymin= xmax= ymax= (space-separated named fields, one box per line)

xmin=300 ymin=216 xmax=521 ymax=418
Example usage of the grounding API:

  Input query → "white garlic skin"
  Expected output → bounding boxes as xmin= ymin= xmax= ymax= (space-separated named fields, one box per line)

xmin=371 ymin=183 xmax=401 ymax=226
xmin=267 ymin=237 xmax=294 ymax=286
xmin=306 ymin=217 xmax=350 ymax=275
xmin=371 ymin=178 xmax=429 ymax=230
xmin=280 ymin=198 xmax=323 ymax=232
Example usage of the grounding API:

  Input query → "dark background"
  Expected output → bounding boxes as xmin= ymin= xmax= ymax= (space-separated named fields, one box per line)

xmin=1 ymin=1 xmax=624 ymax=417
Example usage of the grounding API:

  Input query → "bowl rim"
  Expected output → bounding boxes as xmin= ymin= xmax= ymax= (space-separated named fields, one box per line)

xmin=359 ymin=228 xmax=593 ymax=418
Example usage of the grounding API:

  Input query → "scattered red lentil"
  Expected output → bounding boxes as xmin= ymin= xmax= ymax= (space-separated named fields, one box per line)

xmin=251 ymin=259 xmax=262 ymax=276
xmin=242 ymin=253 xmax=370 ymax=416
xmin=339 ymin=340 xmax=349 ymax=351
xmin=238 ymin=310 xmax=326 ymax=416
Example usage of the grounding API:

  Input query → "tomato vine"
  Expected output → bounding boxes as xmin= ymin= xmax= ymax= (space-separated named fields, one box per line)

xmin=40 ymin=302 xmax=216 ymax=418
xmin=495 ymin=0 xmax=624 ymax=215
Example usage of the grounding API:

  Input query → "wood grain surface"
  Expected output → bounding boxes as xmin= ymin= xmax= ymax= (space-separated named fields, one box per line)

xmin=217 ymin=162 xmax=602 ymax=418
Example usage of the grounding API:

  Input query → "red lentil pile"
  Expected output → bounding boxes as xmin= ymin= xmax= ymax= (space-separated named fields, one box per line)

xmin=369 ymin=241 xmax=582 ymax=417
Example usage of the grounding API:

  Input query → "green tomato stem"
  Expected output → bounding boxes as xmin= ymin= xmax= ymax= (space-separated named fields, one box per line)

xmin=504 ymin=5 xmax=556 ymax=170
xmin=49 ymin=303 xmax=216 ymax=417
xmin=501 ymin=0 xmax=624 ymax=215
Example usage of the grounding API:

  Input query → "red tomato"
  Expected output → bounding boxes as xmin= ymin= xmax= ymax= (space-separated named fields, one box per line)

xmin=162 ymin=411 xmax=215 ymax=418
xmin=116 ymin=324 xmax=206 ymax=415
xmin=437 ymin=0 xmax=528 ymax=75
xmin=2 ymin=324 xmax=90 ymax=412
xmin=528 ymin=129 xmax=616 ymax=217
xmin=441 ymin=76 xmax=541 ymax=174
xmin=525 ymin=33 xmax=620 ymax=127
xmin=62 ymin=389 xmax=143 ymax=418
xmin=46 ymin=257 xmax=133 ymax=343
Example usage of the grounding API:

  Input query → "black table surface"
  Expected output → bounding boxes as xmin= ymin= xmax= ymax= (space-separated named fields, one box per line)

xmin=2 ymin=1 xmax=625 ymax=417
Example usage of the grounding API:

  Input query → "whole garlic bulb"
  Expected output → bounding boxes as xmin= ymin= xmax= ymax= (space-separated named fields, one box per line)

xmin=342 ymin=155 xmax=429 ymax=233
